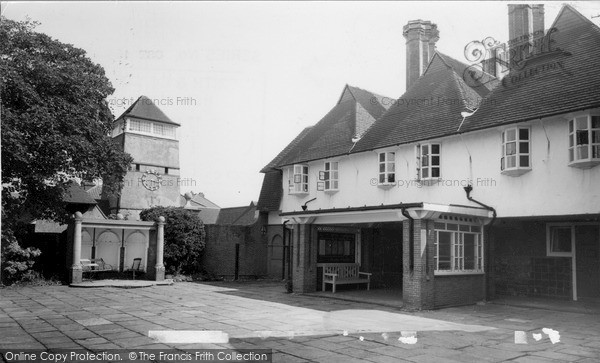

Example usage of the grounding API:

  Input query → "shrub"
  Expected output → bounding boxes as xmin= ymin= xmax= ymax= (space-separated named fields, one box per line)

xmin=139 ymin=207 xmax=206 ymax=275
xmin=1 ymin=229 xmax=42 ymax=285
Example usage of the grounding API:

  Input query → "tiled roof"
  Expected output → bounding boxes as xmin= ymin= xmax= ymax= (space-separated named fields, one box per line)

xmin=461 ymin=5 xmax=600 ymax=132
xmin=190 ymin=193 xmax=221 ymax=209
xmin=430 ymin=53 xmax=499 ymax=98
xmin=85 ymin=184 xmax=103 ymax=200
xmin=197 ymin=208 xmax=220 ymax=225
xmin=353 ymin=53 xmax=481 ymax=152
xmin=117 ymin=95 xmax=180 ymax=126
xmin=63 ymin=182 xmax=97 ymax=205
xmin=261 ymin=127 xmax=313 ymax=172
xmin=263 ymin=85 xmax=391 ymax=169
xmin=256 ymin=171 xmax=283 ymax=212
xmin=344 ymin=85 xmax=390 ymax=116
xmin=216 ymin=202 xmax=257 ymax=226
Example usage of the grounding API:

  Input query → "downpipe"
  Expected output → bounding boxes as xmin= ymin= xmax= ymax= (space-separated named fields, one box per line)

xmin=463 ymin=184 xmax=497 ymax=302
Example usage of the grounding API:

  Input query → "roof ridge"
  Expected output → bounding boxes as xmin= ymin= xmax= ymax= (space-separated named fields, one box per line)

xmin=116 ymin=95 xmax=181 ymax=126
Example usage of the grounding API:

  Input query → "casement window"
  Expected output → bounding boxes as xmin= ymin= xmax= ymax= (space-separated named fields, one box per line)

xmin=501 ymin=126 xmax=531 ymax=176
xmin=317 ymin=232 xmax=356 ymax=263
xmin=127 ymin=118 xmax=176 ymax=139
xmin=324 ymin=161 xmax=339 ymax=191
xmin=129 ymin=119 xmax=152 ymax=133
xmin=568 ymin=115 xmax=600 ymax=168
xmin=418 ymin=143 xmax=441 ymax=180
xmin=378 ymin=152 xmax=395 ymax=184
xmin=153 ymin=123 xmax=176 ymax=138
xmin=288 ymin=164 xmax=309 ymax=194
xmin=546 ymin=224 xmax=573 ymax=257
xmin=434 ymin=215 xmax=483 ymax=274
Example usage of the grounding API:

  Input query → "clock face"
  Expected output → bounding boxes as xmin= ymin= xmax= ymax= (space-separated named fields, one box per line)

xmin=141 ymin=170 xmax=162 ymax=191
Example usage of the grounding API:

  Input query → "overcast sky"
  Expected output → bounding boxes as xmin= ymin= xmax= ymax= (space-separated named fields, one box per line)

xmin=3 ymin=1 xmax=600 ymax=207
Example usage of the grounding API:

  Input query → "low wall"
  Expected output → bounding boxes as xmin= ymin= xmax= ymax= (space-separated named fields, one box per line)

xmin=434 ymin=274 xmax=485 ymax=307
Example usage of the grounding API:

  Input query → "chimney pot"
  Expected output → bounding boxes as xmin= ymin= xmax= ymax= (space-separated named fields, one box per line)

xmin=508 ymin=4 xmax=545 ymax=65
xmin=403 ymin=20 xmax=439 ymax=90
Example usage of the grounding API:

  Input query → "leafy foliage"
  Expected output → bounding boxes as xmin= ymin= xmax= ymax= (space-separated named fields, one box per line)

xmin=0 ymin=17 xmax=133 ymax=230
xmin=140 ymin=207 xmax=206 ymax=275
xmin=1 ymin=229 xmax=42 ymax=285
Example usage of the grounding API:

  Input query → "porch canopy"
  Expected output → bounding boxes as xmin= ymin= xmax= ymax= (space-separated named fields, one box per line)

xmin=68 ymin=212 xmax=166 ymax=283
xmin=280 ymin=202 xmax=494 ymax=224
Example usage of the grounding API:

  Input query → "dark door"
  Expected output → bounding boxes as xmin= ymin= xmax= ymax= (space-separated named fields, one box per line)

xmin=576 ymin=225 xmax=600 ymax=298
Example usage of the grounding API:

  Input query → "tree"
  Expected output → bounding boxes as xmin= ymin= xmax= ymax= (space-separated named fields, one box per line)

xmin=0 ymin=18 xmax=133 ymax=230
xmin=140 ymin=207 xmax=206 ymax=275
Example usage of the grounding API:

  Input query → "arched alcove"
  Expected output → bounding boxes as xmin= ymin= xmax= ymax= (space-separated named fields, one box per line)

xmin=95 ymin=230 xmax=120 ymax=270
xmin=81 ymin=230 xmax=92 ymax=260
xmin=125 ymin=230 xmax=147 ymax=271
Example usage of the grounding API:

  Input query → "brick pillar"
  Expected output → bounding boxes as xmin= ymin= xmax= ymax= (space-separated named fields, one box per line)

xmin=292 ymin=223 xmax=317 ymax=293
xmin=402 ymin=219 xmax=435 ymax=310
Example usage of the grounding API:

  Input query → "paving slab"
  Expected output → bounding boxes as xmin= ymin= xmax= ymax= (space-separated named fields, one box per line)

xmin=1 ymin=281 xmax=599 ymax=363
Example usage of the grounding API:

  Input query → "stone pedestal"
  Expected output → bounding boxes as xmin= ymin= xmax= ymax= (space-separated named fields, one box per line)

xmin=70 ymin=212 xmax=83 ymax=284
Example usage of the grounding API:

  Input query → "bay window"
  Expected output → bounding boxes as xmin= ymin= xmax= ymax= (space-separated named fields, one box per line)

xmin=501 ymin=126 xmax=531 ymax=176
xmin=568 ymin=115 xmax=600 ymax=168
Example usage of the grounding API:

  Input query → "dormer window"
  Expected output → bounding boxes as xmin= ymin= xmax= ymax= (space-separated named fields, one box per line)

xmin=418 ymin=143 xmax=440 ymax=180
xmin=288 ymin=164 xmax=309 ymax=195
xmin=324 ymin=161 xmax=339 ymax=192
xmin=378 ymin=152 xmax=395 ymax=185
xmin=568 ymin=115 xmax=600 ymax=169
xmin=501 ymin=126 xmax=531 ymax=176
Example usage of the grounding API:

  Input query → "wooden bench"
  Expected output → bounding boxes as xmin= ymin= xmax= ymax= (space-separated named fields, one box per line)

xmin=81 ymin=258 xmax=113 ymax=272
xmin=322 ymin=263 xmax=372 ymax=293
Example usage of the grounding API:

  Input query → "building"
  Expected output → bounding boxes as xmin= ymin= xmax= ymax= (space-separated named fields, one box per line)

xmin=258 ymin=4 xmax=600 ymax=309
xmin=179 ymin=191 xmax=222 ymax=225
xmin=107 ymin=95 xmax=182 ymax=220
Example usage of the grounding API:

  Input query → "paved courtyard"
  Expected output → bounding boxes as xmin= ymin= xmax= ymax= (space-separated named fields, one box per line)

xmin=1 ymin=281 xmax=599 ymax=362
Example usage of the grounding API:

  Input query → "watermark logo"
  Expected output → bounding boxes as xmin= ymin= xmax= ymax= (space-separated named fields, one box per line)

xmin=373 ymin=96 xmax=496 ymax=109
xmin=462 ymin=27 xmax=572 ymax=89
xmin=368 ymin=177 xmax=497 ymax=188
xmin=107 ymin=96 xmax=198 ymax=108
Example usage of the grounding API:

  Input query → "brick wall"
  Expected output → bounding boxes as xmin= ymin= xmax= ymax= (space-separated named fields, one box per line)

xmin=201 ymin=220 xmax=268 ymax=279
xmin=434 ymin=275 xmax=485 ymax=307
xmin=531 ymin=257 xmax=571 ymax=298
xmin=492 ymin=219 xmax=572 ymax=299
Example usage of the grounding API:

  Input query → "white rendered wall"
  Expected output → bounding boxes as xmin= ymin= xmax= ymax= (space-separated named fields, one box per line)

xmin=277 ymin=109 xmax=600 ymax=219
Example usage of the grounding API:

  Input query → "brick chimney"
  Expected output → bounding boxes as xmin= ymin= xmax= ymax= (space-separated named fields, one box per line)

xmin=403 ymin=20 xmax=439 ymax=90
xmin=508 ymin=4 xmax=545 ymax=60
